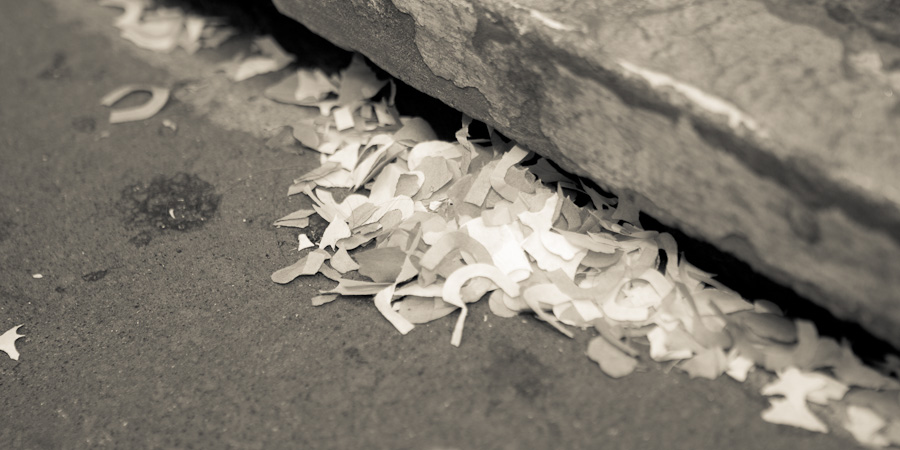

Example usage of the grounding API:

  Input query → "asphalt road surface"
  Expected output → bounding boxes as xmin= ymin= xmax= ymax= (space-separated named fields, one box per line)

xmin=0 ymin=0 xmax=870 ymax=448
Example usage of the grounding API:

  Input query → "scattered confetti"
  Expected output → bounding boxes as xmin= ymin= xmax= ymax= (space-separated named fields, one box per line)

xmin=227 ymin=36 xmax=294 ymax=82
xmin=265 ymin=82 xmax=900 ymax=443
xmin=297 ymin=233 xmax=314 ymax=251
xmin=0 ymin=325 xmax=25 ymax=361
xmin=99 ymin=0 xmax=235 ymax=53
xmin=759 ymin=367 xmax=842 ymax=433
xmin=93 ymin=6 xmax=900 ymax=444
xmin=586 ymin=336 xmax=638 ymax=378
xmin=161 ymin=119 xmax=177 ymax=132
xmin=844 ymin=405 xmax=891 ymax=447
xmin=101 ymin=84 xmax=170 ymax=124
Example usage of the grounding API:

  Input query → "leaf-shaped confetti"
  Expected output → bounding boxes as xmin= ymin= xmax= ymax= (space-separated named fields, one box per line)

xmin=273 ymin=208 xmax=315 ymax=228
xmin=395 ymin=296 xmax=457 ymax=324
xmin=318 ymin=218 xmax=351 ymax=250
xmin=725 ymin=353 xmax=755 ymax=382
xmin=354 ymin=247 xmax=406 ymax=283
xmin=296 ymin=68 xmax=338 ymax=102
xmin=760 ymin=367 xmax=835 ymax=433
xmin=337 ymin=53 xmax=387 ymax=106
xmin=271 ymin=250 xmax=329 ymax=284
xmin=678 ymin=346 xmax=728 ymax=380
xmin=733 ymin=311 xmax=797 ymax=344
xmin=330 ymin=247 xmax=359 ymax=274
xmin=761 ymin=397 xmax=828 ymax=433
xmin=297 ymin=234 xmax=314 ymax=251
xmin=0 ymin=325 xmax=25 ymax=360
xmin=586 ymin=335 xmax=637 ymax=378
xmin=326 ymin=279 xmax=394 ymax=296
xmin=843 ymin=405 xmax=890 ymax=447
xmin=311 ymin=294 xmax=339 ymax=306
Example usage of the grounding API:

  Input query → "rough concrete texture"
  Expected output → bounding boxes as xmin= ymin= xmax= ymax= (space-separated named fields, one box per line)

xmin=272 ymin=0 xmax=900 ymax=348
xmin=0 ymin=0 xmax=878 ymax=448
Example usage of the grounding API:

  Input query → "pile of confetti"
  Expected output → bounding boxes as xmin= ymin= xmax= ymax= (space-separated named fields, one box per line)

xmin=267 ymin=56 xmax=900 ymax=447
xmin=82 ymin=1 xmax=900 ymax=445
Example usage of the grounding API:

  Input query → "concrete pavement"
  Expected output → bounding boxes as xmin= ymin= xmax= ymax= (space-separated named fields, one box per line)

xmin=0 ymin=0 xmax=870 ymax=448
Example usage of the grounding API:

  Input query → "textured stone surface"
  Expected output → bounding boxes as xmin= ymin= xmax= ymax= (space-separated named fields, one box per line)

xmin=274 ymin=0 xmax=900 ymax=346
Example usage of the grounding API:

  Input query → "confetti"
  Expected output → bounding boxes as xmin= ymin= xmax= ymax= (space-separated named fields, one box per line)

xmin=0 ymin=325 xmax=25 ymax=361
xmin=100 ymin=0 xmax=234 ymax=53
xmin=297 ymin=233 xmax=314 ymax=251
xmin=260 ymin=51 xmax=900 ymax=447
xmin=586 ymin=336 xmax=638 ymax=378
xmin=760 ymin=367 xmax=838 ymax=433
xmin=311 ymin=294 xmax=338 ymax=306
xmin=228 ymin=36 xmax=294 ymax=82
xmin=101 ymin=84 xmax=170 ymax=124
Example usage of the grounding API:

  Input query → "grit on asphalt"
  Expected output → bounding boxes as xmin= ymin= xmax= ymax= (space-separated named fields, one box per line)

xmin=0 ymin=0 xmax=873 ymax=448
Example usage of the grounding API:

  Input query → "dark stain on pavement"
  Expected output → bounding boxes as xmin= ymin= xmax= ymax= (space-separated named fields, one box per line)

xmin=0 ymin=218 xmax=12 ymax=243
xmin=82 ymin=269 xmax=108 ymax=282
xmin=344 ymin=346 xmax=367 ymax=365
xmin=37 ymin=52 xmax=71 ymax=80
xmin=71 ymin=116 xmax=96 ymax=133
xmin=120 ymin=173 xmax=221 ymax=239
xmin=128 ymin=230 xmax=154 ymax=247
xmin=486 ymin=342 xmax=550 ymax=402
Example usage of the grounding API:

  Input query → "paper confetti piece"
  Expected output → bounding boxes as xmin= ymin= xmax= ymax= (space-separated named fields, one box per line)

xmin=101 ymin=84 xmax=170 ymax=124
xmin=337 ymin=54 xmax=388 ymax=106
xmin=100 ymin=0 xmax=146 ymax=28
xmin=679 ymin=346 xmax=728 ymax=380
xmin=273 ymin=208 xmax=315 ymax=228
xmin=271 ymin=250 xmax=328 ymax=284
xmin=296 ymin=68 xmax=339 ymax=102
xmin=327 ymin=279 xmax=393 ymax=296
xmin=648 ymin=326 xmax=696 ymax=362
xmin=319 ymin=217 xmax=351 ymax=250
xmin=229 ymin=36 xmax=293 ymax=81
xmin=762 ymin=397 xmax=828 ymax=433
xmin=118 ymin=9 xmax=182 ymax=52
xmin=354 ymin=247 xmax=406 ymax=283
xmin=395 ymin=296 xmax=457 ymax=324
xmin=760 ymin=367 xmax=832 ymax=433
xmin=586 ymin=335 xmax=638 ymax=378
xmin=0 ymin=325 xmax=25 ymax=361
xmin=297 ymin=234 xmax=314 ymax=251
xmin=373 ymin=285 xmax=414 ymax=335
xmin=844 ymin=405 xmax=890 ymax=447
xmin=330 ymin=247 xmax=359 ymax=274
xmin=726 ymin=353 xmax=755 ymax=382
xmin=333 ymin=106 xmax=355 ymax=131
xmin=311 ymin=294 xmax=339 ymax=306
xmin=443 ymin=264 xmax=520 ymax=347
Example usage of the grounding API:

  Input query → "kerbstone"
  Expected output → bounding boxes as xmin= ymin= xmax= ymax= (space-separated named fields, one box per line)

xmin=274 ymin=0 xmax=900 ymax=346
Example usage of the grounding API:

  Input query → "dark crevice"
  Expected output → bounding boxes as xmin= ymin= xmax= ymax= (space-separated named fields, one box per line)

xmin=640 ymin=213 xmax=897 ymax=363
